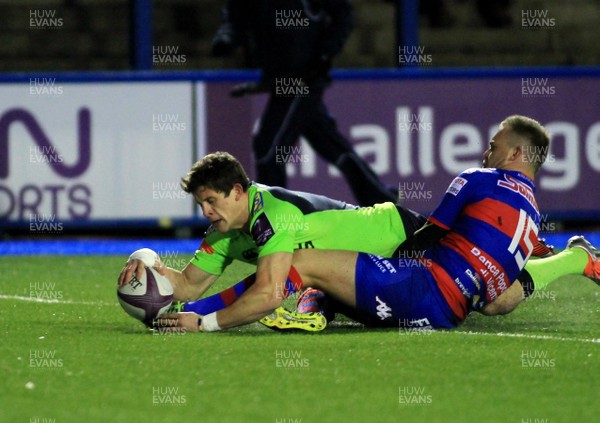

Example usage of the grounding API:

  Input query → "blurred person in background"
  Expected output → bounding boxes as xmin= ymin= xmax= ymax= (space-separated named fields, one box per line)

xmin=210 ymin=0 xmax=397 ymax=206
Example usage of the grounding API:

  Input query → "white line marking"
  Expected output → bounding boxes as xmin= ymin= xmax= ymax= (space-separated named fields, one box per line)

xmin=2 ymin=295 xmax=598 ymax=343
xmin=0 ymin=294 xmax=115 ymax=307
xmin=452 ymin=330 xmax=600 ymax=344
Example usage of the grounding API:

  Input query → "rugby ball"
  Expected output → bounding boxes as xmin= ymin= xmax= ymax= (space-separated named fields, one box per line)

xmin=117 ymin=267 xmax=174 ymax=325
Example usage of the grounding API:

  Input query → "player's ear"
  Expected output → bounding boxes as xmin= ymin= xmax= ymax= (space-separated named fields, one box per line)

xmin=232 ymin=183 xmax=244 ymax=201
xmin=509 ymin=144 xmax=523 ymax=163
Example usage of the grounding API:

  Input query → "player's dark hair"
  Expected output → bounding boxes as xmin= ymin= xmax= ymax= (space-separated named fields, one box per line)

xmin=502 ymin=115 xmax=550 ymax=174
xmin=180 ymin=152 xmax=251 ymax=195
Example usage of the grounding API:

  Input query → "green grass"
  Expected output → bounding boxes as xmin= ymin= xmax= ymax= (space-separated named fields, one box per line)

xmin=0 ymin=255 xmax=598 ymax=423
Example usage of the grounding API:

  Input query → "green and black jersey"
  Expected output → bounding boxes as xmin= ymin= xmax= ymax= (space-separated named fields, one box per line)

xmin=190 ymin=184 xmax=411 ymax=275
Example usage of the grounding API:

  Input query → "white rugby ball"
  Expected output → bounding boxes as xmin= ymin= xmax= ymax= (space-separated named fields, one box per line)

xmin=117 ymin=267 xmax=174 ymax=325
xmin=129 ymin=248 xmax=159 ymax=267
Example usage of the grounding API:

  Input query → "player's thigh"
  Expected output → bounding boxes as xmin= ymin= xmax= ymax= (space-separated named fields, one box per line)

xmin=292 ymin=249 xmax=358 ymax=307
xmin=354 ymin=254 xmax=459 ymax=329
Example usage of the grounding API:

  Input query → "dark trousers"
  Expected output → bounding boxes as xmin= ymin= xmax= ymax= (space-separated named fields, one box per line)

xmin=252 ymin=81 xmax=395 ymax=206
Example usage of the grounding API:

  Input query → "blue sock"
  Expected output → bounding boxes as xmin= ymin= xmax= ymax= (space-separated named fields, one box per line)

xmin=183 ymin=275 xmax=256 ymax=314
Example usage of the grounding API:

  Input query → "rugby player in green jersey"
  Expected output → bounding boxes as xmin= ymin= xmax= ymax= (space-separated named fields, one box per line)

xmin=118 ymin=151 xmax=425 ymax=331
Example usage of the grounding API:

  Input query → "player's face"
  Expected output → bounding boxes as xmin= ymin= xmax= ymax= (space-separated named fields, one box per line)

xmin=193 ymin=185 xmax=246 ymax=232
xmin=482 ymin=127 xmax=517 ymax=169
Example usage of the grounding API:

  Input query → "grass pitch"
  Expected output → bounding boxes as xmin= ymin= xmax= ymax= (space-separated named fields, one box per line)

xmin=0 ymin=255 xmax=598 ymax=423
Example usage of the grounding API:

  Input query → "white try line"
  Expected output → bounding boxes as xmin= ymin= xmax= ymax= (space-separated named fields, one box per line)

xmin=327 ymin=322 xmax=599 ymax=343
xmin=3 ymin=294 xmax=597 ymax=343
xmin=451 ymin=330 xmax=600 ymax=344
xmin=0 ymin=294 xmax=115 ymax=307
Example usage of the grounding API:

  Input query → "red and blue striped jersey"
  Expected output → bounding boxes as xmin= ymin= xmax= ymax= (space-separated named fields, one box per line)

xmin=425 ymin=168 xmax=540 ymax=319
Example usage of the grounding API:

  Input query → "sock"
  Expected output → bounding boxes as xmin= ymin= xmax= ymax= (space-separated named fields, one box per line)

xmin=523 ymin=248 xmax=589 ymax=291
xmin=183 ymin=274 xmax=256 ymax=314
xmin=282 ymin=265 xmax=304 ymax=298
xmin=182 ymin=265 xmax=304 ymax=314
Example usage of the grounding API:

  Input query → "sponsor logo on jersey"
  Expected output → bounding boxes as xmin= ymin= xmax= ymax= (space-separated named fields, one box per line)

xmin=252 ymin=192 xmax=264 ymax=215
xmin=375 ymin=296 xmax=392 ymax=320
xmin=199 ymin=239 xmax=214 ymax=254
xmin=447 ymin=176 xmax=467 ymax=196
xmin=464 ymin=268 xmax=481 ymax=290
xmin=469 ymin=246 xmax=508 ymax=301
xmin=368 ymin=254 xmax=392 ymax=273
xmin=497 ymin=173 xmax=537 ymax=210
xmin=251 ymin=213 xmax=275 ymax=247
xmin=242 ymin=248 xmax=258 ymax=260
xmin=453 ymin=276 xmax=472 ymax=298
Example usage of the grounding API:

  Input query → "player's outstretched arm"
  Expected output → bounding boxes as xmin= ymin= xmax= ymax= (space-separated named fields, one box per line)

xmin=478 ymin=281 xmax=524 ymax=316
xmin=154 ymin=254 xmax=289 ymax=333
xmin=208 ymin=252 xmax=293 ymax=330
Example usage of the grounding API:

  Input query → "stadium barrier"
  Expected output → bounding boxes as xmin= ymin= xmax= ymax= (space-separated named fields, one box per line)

xmin=1 ymin=67 xmax=599 ymax=235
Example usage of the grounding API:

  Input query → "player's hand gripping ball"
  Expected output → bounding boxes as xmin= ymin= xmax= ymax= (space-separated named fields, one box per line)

xmin=117 ymin=249 xmax=174 ymax=325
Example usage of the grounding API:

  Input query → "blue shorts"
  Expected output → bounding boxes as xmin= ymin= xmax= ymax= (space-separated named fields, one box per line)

xmin=354 ymin=253 xmax=460 ymax=330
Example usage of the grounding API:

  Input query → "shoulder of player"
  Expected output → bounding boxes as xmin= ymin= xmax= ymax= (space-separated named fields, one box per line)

xmin=247 ymin=186 xmax=305 ymax=248
xmin=465 ymin=167 xmax=534 ymax=187
xmin=456 ymin=167 xmax=503 ymax=185
xmin=250 ymin=185 xmax=303 ymax=220
xmin=459 ymin=167 xmax=497 ymax=177
xmin=202 ymin=224 xmax=245 ymax=244
xmin=444 ymin=167 xmax=496 ymax=196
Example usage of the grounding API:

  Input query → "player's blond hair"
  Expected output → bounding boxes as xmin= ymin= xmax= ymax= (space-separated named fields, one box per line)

xmin=501 ymin=115 xmax=550 ymax=174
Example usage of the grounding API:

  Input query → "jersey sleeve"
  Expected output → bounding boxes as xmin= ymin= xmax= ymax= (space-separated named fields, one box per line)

xmin=250 ymin=193 xmax=302 ymax=258
xmin=188 ymin=229 xmax=233 ymax=276
xmin=428 ymin=168 xmax=488 ymax=230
